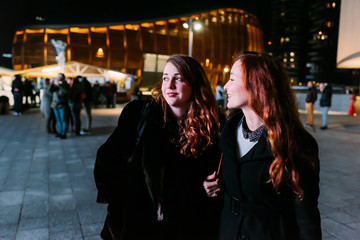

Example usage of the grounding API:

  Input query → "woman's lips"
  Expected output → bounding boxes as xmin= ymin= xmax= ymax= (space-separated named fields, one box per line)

xmin=167 ymin=92 xmax=178 ymax=97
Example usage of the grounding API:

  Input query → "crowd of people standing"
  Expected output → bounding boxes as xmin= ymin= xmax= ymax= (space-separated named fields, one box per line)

xmin=40 ymin=73 xmax=94 ymax=139
xmin=11 ymin=72 xmax=119 ymax=139
xmin=10 ymin=75 xmax=40 ymax=115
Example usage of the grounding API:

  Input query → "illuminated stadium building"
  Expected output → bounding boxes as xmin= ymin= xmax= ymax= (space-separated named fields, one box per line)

xmin=12 ymin=8 xmax=263 ymax=87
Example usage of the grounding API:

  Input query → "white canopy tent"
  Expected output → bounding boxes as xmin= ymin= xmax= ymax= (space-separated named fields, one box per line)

xmin=0 ymin=67 xmax=15 ymax=105
xmin=14 ymin=61 xmax=133 ymax=84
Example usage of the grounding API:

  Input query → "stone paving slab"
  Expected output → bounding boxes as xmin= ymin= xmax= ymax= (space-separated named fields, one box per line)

xmin=0 ymin=104 xmax=359 ymax=240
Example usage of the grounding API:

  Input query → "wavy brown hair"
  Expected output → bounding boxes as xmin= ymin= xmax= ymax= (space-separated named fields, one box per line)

xmin=234 ymin=51 xmax=317 ymax=200
xmin=152 ymin=54 xmax=221 ymax=158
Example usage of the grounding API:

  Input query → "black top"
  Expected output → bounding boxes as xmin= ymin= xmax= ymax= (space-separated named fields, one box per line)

xmin=320 ymin=85 xmax=332 ymax=107
xmin=305 ymin=86 xmax=318 ymax=104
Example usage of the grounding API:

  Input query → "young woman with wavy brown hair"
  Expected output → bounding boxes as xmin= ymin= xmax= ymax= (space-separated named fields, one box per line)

xmin=95 ymin=54 xmax=224 ymax=240
xmin=204 ymin=52 xmax=321 ymax=240
xmin=152 ymin=54 xmax=222 ymax=158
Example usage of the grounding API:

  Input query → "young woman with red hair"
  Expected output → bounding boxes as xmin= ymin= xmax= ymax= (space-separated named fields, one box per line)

xmin=204 ymin=52 xmax=321 ymax=239
xmin=95 ymin=54 xmax=224 ymax=240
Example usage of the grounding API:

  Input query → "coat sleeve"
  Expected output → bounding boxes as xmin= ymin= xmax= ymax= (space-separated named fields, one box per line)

xmin=293 ymin=137 xmax=322 ymax=240
xmin=94 ymin=100 xmax=144 ymax=204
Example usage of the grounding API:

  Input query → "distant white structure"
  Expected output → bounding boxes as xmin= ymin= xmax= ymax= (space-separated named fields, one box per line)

xmin=337 ymin=0 xmax=360 ymax=68
xmin=51 ymin=39 xmax=67 ymax=73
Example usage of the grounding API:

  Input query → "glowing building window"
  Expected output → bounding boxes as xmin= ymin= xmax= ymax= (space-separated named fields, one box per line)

xmin=168 ymin=23 xmax=179 ymax=37
xmin=228 ymin=14 xmax=233 ymax=24
xmin=290 ymin=52 xmax=295 ymax=57
xmin=220 ymin=15 xmax=225 ymax=23
xmin=205 ymin=19 xmax=209 ymax=26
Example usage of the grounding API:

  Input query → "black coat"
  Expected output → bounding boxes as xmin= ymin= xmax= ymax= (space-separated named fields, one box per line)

xmin=219 ymin=109 xmax=321 ymax=240
xmin=320 ymin=85 xmax=332 ymax=107
xmin=94 ymin=100 xmax=223 ymax=240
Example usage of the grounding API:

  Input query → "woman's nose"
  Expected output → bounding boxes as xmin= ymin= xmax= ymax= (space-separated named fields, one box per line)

xmin=168 ymin=79 xmax=176 ymax=89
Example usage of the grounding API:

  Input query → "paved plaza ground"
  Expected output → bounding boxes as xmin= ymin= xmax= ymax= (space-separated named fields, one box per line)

xmin=0 ymin=104 xmax=359 ymax=240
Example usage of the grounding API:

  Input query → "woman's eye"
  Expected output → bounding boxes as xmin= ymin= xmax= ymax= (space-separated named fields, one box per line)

xmin=175 ymin=77 xmax=182 ymax=81
xmin=163 ymin=77 xmax=169 ymax=81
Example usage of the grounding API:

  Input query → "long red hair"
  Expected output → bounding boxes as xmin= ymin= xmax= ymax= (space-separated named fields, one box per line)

xmin=235 ymin=52 xmax=317 ymax=200
xmin=152 ymin=54 xmax=221 ymax=158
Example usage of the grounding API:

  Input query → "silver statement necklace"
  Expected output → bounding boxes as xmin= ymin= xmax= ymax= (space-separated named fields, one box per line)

xmin=241 ymin=117 xmax=265 ymax=142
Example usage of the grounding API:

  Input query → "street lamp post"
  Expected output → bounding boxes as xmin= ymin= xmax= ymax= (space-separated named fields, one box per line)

xmin=188 ymin=18 xmax=193 ymax=57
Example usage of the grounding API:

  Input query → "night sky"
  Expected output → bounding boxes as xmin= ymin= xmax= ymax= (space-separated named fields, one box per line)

xmin=0 ymin=0 xmax=272 ymax=67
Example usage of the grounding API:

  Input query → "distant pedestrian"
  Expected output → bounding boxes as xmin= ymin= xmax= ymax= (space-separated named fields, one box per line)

xmin=23 ymin=77 xmax=34 ymax=109
xmin=51 ymin=73 xmax=70 ymax=139
xmin=93 ymin=80 xmax=101 ymax=108
xmin=215 ymin=81 xmax=225 ymax=108
xmin=40 ymin=78 xmax=56 ymax=133
xmin=11 ymin=74 xmax=23 ymax=115
xmin=105 ymin=81 xmax=115 ymax=108
xmin=81 ymin=76 xmax=93 ymax=134
xmin=305 ymin=80 xmax=317 ymax=128
xmin=68 ymin=76 xmax=84 ymax=135
xmin=319 ymin=82 xmax=332 ymax=130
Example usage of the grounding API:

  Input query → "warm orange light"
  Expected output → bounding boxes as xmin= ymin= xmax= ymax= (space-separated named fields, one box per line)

xmin=69 ymin=27 xmax=89 ymax=34
xmin=155 ymin=21 xmax=167 ymax=26
xmin=90 ymin=27 xmax=108 ymax=33
xmin=46 ymin=28 xmax=69 ymax=34
xmin=205 ymin=58 xmax=210 ymax=67
xmin=96 ymin=48 xmax=105 ymax=58
xmin=25 ymin=29 xmax=45 ymax=34
xmin=141 ymin=23 xmax=153 ymax=28
xmin=109 ymin=25 xmax=125 ymax=30
xmin=125 ymin=24 xmax=139 ymax=30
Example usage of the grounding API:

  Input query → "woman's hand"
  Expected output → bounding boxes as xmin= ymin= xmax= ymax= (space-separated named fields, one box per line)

xmin=203 ymin=171 xmax=221 ymax=198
